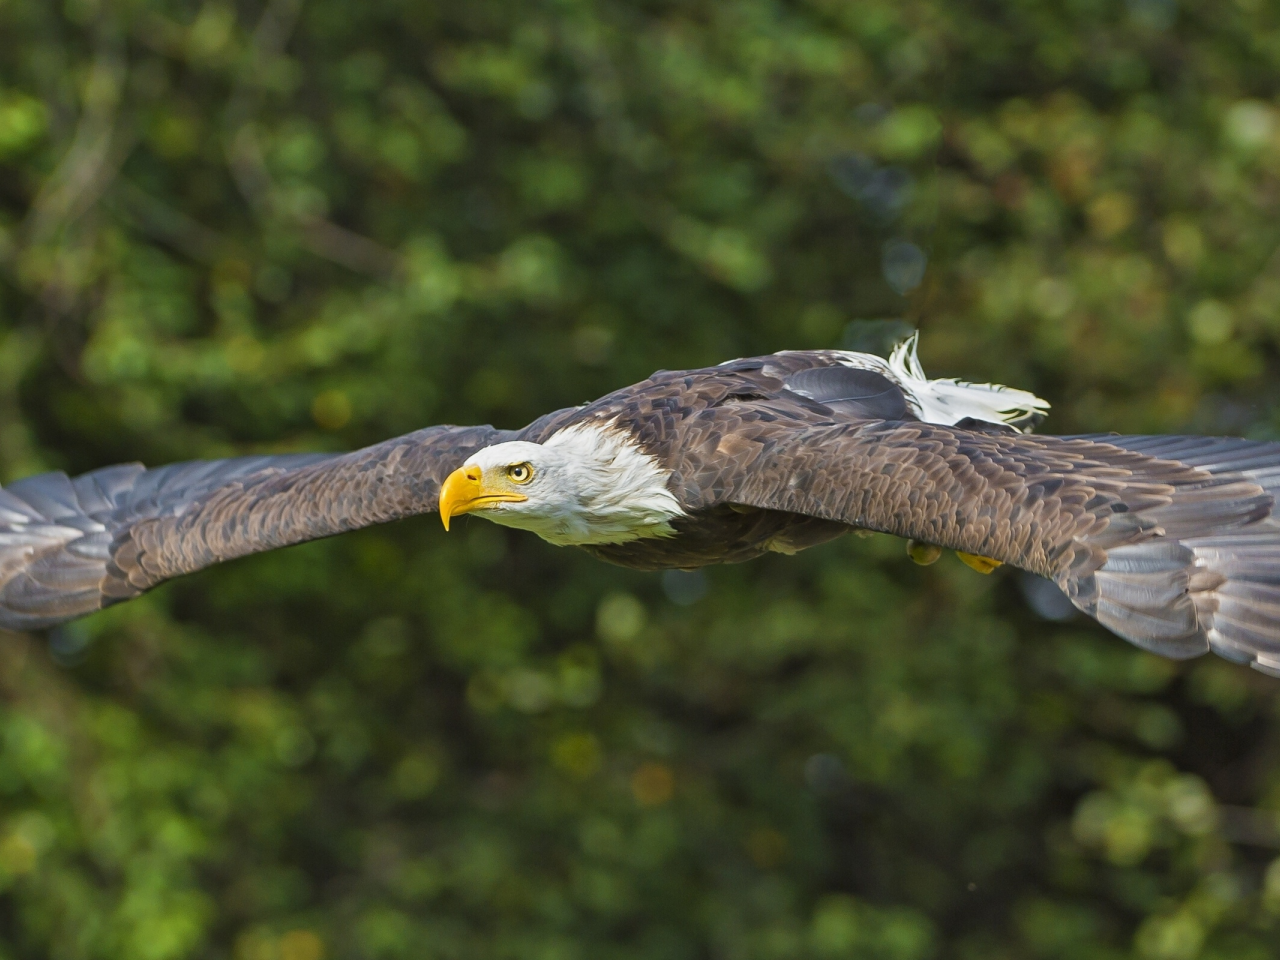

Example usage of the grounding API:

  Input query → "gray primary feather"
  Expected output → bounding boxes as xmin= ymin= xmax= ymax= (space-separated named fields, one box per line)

xmin=5 ymin=350 xmax=1280 ymax=679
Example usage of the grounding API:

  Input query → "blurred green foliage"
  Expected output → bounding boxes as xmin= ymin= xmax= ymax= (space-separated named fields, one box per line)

xmin=3 ymin=0 xmax=1280 ymax=957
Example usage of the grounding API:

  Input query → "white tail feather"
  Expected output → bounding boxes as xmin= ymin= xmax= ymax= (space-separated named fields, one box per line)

xmin=885 ymin=333 xmax=1050 ymax=431
xmin=821 ymin=332 xmax=1050 ymax=432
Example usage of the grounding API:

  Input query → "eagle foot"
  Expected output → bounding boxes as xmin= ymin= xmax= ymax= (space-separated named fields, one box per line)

xmin=956 ymin=551 xmax=1003 ymax=574
xmin=906 ymin=540 xmax=942 ymax=565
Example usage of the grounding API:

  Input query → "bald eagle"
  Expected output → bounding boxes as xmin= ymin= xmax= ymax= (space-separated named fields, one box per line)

xmin=6 ymin=335 xmax=1280 ymax=676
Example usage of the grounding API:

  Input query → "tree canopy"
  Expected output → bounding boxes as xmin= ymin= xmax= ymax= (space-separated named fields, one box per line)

xmin=2 ymin=0 xmax=1280 ymax=957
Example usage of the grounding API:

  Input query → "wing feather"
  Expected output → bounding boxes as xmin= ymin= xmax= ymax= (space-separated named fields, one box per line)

xmin=712 ymin=420 xmax=1280 ymax=672
xmin=0 ymin=425 xmax=515 ymax=630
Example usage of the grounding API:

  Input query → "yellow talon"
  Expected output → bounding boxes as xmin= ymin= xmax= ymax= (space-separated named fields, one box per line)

xmin=906 ymin=540 xmax=942 ymax=566
xmin=956 ymin=551 xmax=1003 ymax=574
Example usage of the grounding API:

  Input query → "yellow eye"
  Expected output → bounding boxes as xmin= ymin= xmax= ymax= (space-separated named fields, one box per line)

xmin=507 ymin=463 xmax=534 ymax=484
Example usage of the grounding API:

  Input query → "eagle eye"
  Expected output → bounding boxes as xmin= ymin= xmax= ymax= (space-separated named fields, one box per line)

xmin=507 ymin=463 xmax=534 ymax=484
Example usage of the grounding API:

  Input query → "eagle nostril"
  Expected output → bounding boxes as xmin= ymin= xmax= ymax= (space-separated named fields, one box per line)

xmin=464 ymin=468 xmax=482 ymax=482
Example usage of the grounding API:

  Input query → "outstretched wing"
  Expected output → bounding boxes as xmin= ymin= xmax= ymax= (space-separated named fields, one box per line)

xmin=0 ymin=425 xmax=515 ymax=630
xmin=704 ymin=418 xmax=1280 ymax=675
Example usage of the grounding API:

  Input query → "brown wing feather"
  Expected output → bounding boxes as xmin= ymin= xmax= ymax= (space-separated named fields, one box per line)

xmin=0 ymin=424 xmax=516 ymax=630
xmin=703 ymin=418 xmax=1280 ymax=670
xmin=711 ymin=421 xmax=1265 ymax=573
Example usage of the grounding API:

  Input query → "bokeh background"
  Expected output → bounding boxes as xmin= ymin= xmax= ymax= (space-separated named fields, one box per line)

xmin=2 ymin=0 xmax=1280 ymax=957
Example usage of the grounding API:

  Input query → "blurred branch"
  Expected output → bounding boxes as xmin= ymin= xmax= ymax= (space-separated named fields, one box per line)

xmin=292 ymin=215 xmax=405 ymax=277
xmin=1218 ymin=805 xmax=1280 ymax=848
xmin=16 ymin=16 xmax=134 ymax=380
xmin=106 ymin=180 xmax=227 ymax=264
xmin=22 ymin=24 xmax=130 ymax=250
xmin=224 ymin=0 xmax=402 ymax=278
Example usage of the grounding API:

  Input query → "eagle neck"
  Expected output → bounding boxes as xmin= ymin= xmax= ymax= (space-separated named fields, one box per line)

xmin=529 ymin=419 xmax=685 ymax=546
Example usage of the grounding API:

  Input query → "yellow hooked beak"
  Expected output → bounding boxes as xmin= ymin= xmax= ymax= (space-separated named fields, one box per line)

xmin=438 ymin=465 xmax=528 ymax=531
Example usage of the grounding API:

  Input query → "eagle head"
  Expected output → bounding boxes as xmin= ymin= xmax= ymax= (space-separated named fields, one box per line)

xmin=437 ymin=424 xmax=684 ymax=546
